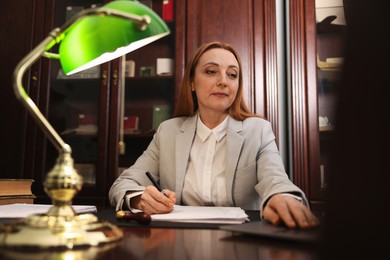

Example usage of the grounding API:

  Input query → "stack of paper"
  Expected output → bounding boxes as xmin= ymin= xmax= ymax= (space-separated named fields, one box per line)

xmin=0 ymin=204 xmax=97 ymax=218
xmin=151 ymin=205 xmax=249 ymax=224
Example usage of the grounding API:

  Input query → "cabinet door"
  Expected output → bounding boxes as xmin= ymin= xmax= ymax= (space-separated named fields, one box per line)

xmin=107 ymin=0 xmax=177 ymax=179
xmin=38 ymin=0 xmax=112 ymax=208
xmin=0 ymin=0 xmax=49 ymax=180
xmin=289 ymin=0 xmax=346 ymax=211
xmin=179 ymin=0 xmax=279 ymax=139
xmin=0 ymin=0 xmax=113 ymax=208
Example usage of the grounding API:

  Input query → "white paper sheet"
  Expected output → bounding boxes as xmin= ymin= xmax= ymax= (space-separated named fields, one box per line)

xmin=151 ymin=205 xmax=249 ymax=224
xmin=0 ymin=203 xmax=97 ymax=218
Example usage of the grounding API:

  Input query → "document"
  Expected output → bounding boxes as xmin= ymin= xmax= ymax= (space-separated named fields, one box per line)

xmin=0 ymin=203 xmax=97 ymax=218
xmin=151 ymin=205 xmax=249 ymax=224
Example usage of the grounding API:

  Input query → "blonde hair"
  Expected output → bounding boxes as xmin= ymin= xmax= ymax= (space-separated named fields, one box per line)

xmin=174 ymin=41 xmax=260 ymax=120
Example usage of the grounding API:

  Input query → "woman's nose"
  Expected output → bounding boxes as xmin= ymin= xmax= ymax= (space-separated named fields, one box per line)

xmin=217 ymin=74 xmax=227 ymax=87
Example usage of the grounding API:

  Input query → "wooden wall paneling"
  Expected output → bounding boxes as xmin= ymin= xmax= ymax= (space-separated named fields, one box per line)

xmin=289 ymin=0 xmax=310 ymax=198
xmin=31 ymin=0 xmax=55 ymax=198
xmin=173 ymin=0 xmax=186 ymax=106
xmin=182 ymin=0 xmax=279 ymax=139
xmin=0 ymin=0 xmax=37 ymax=179
xmin=92 ymin=61 xmax=111 ymax=207
xmin=107 ymin=58 xmax=120 ymax=201
xmin=304 ymin=1 xmax=322 ymax=204
xmin=185 ymin=0 xmax=254 ymax=111
xmin=260 ymin=0 xmax=279 ymax=142
xmin=0 ymin=0 xmax=55 ymax=184
xmin=289 ymin=0 xmax=323 ymax=209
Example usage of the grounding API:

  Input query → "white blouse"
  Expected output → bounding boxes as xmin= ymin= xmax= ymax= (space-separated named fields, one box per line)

xmin=182 ymin=115 xmax=229 ymax=206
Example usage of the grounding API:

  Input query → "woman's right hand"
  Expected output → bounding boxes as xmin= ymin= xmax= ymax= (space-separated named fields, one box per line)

xmin=131 ymin=185 xmax=176 ymax=215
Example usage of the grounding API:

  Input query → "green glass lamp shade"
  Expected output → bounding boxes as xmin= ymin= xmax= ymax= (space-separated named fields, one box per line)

xmin=59 ymin=0 xmax=170 ymax=75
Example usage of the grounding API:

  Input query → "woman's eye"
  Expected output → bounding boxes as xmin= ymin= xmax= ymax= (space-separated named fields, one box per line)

xmin=206 ymin=69 xmax=216 ymax=75
xmin=228 ymin=73 xmax=237 ymax=79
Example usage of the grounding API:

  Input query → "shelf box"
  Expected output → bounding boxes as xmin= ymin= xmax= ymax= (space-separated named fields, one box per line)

xmin=152 ymin=104 xmax=171 ymax=130
xmin=74 ymin=163 xmax=96 ymax=186
xmin=162 ymin=0 xmax=174 ymax=21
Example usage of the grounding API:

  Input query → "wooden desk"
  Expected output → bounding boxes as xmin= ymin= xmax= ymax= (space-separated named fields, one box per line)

xmin=0 ymin=210 xmax=320 ymax=259
xmin=1 ymin=227 xmax=319 ymax=259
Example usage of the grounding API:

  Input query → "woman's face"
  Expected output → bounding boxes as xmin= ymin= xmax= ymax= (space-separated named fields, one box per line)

xmin=191 ymin=48 xmax=239 ymax=116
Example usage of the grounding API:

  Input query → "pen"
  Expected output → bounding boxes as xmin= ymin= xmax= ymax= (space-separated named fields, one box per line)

xmin=145 ymin=171 xmax=167 ymax=196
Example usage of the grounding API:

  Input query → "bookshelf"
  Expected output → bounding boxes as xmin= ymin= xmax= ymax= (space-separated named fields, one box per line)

xmin=289 ymin=0 xmax=347 ymax=211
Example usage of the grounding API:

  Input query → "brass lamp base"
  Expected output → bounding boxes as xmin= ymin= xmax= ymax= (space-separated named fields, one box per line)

xmin=0 ymin=153 xmax=122 ymax=250
xmin=1 ymin=212 xmax=123 ymax=249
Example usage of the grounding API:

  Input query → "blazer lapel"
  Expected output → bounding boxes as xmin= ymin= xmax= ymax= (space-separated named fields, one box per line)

xmin=175 ymin=115 xmax=197 ymax=204
xmin=225 ymin=117 xmax=244 ymax=205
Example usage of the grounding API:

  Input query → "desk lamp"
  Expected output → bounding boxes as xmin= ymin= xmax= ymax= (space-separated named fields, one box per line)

xmin=3 ymin=0 xmax=169 ymax=249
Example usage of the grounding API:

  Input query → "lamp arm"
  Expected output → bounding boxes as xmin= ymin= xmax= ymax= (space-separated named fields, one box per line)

xmin=13 ymin=32 xmax=72 ymax=153
xmin=13 ymin=31 xmax=72 ymax=155
xmin=60 ymin=7 xmax=151 ymax=35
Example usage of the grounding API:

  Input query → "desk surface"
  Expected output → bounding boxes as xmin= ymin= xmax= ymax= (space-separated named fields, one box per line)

xmin=1 ymin=228 xmax=320 ymax=260
xmin=0 ymin=209 xmax=320 ymax=260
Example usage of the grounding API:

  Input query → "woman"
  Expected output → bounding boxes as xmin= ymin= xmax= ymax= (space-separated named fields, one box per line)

xmin=109 ymin=41 xmax=319 ymax=229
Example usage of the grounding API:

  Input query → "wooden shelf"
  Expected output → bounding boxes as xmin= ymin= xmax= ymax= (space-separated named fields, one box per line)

xmin=319 ymin=125 xmax=335 ymax=132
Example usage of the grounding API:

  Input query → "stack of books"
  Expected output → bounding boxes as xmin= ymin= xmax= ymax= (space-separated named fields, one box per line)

xmin=0 ymin=179 xmax=36 ymax=205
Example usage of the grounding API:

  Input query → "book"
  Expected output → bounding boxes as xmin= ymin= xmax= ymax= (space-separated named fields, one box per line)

xmin=56 ymin=66 xmax=100 ymax=79
xmin=0 ymin=195 xmax=36 ymax=205
xmin=123 ymin=115 xmax=139 ymax=131
xmin=0 ymin=179 xmax=34 ymax=196
xmin=61 ymin=125 xmax=98 ymax=136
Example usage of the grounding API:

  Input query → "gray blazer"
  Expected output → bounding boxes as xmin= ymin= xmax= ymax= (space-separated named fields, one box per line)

xmin=109 ymin=115 xmax=308 ymax=214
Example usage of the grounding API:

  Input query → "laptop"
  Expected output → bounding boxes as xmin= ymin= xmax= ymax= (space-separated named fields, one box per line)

xmin=219 ymin=220 xmax=321 ymax=243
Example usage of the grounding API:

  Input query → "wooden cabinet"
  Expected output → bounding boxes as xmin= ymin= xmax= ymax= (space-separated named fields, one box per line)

xmin=0 ymin=0 xmax=54 ymax=182
xmin=0 ymin=0 xmax=176 ymax=209
xmin=44 ymin=0 xmax=177 ymax=209
xmin=289 ymin=0 xmax=347 ymax=211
